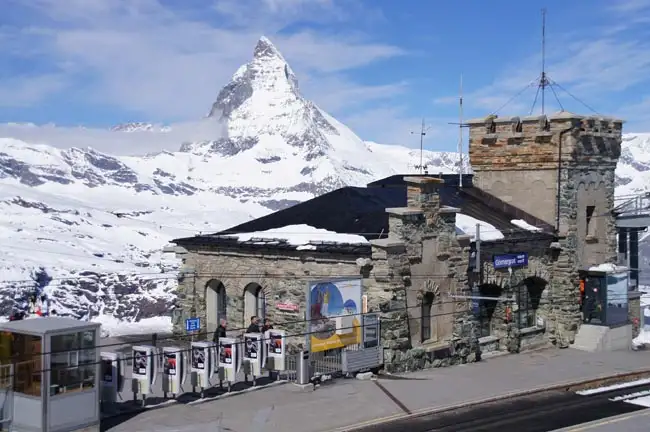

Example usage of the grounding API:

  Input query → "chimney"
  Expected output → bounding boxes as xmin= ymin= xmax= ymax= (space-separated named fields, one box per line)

xmin=404 ymin=176 xmax=444 ymax=214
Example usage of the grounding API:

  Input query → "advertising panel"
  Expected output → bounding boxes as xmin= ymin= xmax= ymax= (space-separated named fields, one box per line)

xmin=191 ymin=345 xmax=206 ymax=370
xmin=244 ymin=335 xmax=259 ymax=360
xmin=132 ymin=349 xmax=148 ymax=375
xmin=102 ymin=359 xmax=113 ymax=383
xmin=307 ymin=278 xmax=362 ymax=353
xmin=267 ymin=330 xmax=284 ymax=355
xmin=219 ymin=341 xmax=233 ymax=365
xmin=362 ymin=313 xmax=379 ymax=348
xmin=164 ymin=352 xmax=177 ymax=376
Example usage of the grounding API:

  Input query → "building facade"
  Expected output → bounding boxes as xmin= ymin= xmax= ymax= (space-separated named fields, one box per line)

xmin=169 ymin=111 xmax=626 ymax=372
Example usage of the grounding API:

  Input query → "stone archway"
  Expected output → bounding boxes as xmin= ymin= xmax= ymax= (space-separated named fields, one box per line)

xmin=243 ymin=282 xmax=266 ymax=326
xmin=206 ymin=279 xmax=227 ymax=334
xmin=517 ymin=276 xmax=548 ymax=328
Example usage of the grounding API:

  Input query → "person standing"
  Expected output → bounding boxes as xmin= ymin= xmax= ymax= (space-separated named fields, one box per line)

xmin=213 ymin=319 xmax=227 ymax=344
xmin=261 ymin=318 xmax=273 ymax=333
xmin=247 ymin=316 xmax=261 ymax=333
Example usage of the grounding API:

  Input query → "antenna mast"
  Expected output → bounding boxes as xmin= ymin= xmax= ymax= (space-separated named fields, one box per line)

xmin=458 ymin=74 xmax=464 ymax=187
xmin=540 ymin=8 xmax=548 ymax=115
xmin=411 ymin=118 xmax=429 ymax=174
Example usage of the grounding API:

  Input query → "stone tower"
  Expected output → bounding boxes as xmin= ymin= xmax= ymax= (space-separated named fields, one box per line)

xmin=467 ymin=112 xmax=623 ymax=268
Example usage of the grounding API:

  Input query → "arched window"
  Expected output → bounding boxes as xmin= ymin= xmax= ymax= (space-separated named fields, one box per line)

xmin=205 ymin=280 xmax=227 ymax=333
xmin=244 ymin=283 xmax=266 ymax=325
xmin=421 ymin=293 xmax=434 ymax=342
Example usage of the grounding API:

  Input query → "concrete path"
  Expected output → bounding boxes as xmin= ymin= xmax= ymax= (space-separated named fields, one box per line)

xmin=103 ymin=348 xmax=650 ymax=432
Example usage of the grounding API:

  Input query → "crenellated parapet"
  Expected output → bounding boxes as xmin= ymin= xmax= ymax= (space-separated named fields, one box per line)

xmin=468 ymin=112 xmax=624 ymax=171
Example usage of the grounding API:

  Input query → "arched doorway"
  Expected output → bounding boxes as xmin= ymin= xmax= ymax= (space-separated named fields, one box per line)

xmin=243 ymin=283 xmax=266 ymax=325
xmin=478 ymin=283 xmax=502 ymax=338
xmin=518 ymin=276 xmax=547 ymax=328
xmin=205 ymin=280 xmax=227 ymax=334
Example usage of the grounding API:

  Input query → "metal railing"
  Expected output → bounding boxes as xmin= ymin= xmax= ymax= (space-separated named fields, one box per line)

xmin=614 ymin=193 xmax=650 ymax=217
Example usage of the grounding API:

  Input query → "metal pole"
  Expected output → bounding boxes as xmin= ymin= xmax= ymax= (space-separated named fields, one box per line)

xmin=419 ymin=118 xmax=424 ymax=175
xmin=458 ymin=74 xmax=464 ymax=187
xmin=474 ymin=223 xmax=481 ymax=274
xmin=627 ymin=228 xmax=631 ymax=291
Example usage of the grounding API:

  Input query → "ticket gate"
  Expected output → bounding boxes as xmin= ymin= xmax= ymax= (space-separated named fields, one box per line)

xmin=100 ymin=352 xmax=125 ymax=404
xmin=243 ymin=333 xmax=265 ymax=385
xmin=264 ymin=329 xmax=287 ymax=378
xmin=131 ymin=345 xmax=159 ymax=405
xmin=161 ymin=346 xmax=187 ymax=398
xmin=218 ymin=337 xmax=240 ymax=392
xmin=190 ymin=341 xmax=217 ymax=397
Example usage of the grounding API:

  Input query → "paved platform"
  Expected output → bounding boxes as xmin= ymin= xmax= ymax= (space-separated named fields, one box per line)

xmin=103 ymin=348 xmax=650 ymax=432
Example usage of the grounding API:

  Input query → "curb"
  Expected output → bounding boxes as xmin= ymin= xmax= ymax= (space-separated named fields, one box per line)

xmin=329 ymin=368 xmax=650 ymax=432
xmin=101 ymin=380 xmax=288 ymax=420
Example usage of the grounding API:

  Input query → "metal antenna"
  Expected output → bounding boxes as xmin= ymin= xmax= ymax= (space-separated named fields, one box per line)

xmin=539 ymin=8 xmax=548 ymax=115
xmin=411 ymin=119 xmax=431 ymax=174
xmin=458 ymin=74 xmax=464 ymax=187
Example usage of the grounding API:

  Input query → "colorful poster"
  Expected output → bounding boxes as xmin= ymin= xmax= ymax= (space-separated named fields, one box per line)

xmin=191 ymin=346 xmax=205 ymax=370
xmin=308 ymin=278 xmax=362 ymax=352
xmin=164 ymin=352 xmax=177 ymax=376
xmin=268 ymin=331 xmax=283 ymax=355
xmin=219 ymin=342 xmax=233 ymax=365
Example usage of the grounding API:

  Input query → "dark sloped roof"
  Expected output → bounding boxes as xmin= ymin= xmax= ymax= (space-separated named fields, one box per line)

xmin=173 ymin=183 xmax=554 ymax=251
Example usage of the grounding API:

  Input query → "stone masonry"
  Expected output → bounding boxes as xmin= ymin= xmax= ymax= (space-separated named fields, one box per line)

xmin=171 ymin=176 xmax=481 ymax=372
xmin=467 ymin=112 xmax=624 ymax=346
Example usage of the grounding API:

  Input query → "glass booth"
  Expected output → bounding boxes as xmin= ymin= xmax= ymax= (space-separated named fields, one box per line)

xmin=0 ymin=317 xmax=101 ymax=432
xmin=579 ymin=268 xmax=629 ymax=327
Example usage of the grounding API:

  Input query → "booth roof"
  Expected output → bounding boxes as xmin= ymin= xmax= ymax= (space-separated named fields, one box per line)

xmin=0 ymin=317 xmax=100 ymax=335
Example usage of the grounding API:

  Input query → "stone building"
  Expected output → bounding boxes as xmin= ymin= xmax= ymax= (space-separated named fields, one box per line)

xmin=169 ymin=111 xmax=626 ymax=372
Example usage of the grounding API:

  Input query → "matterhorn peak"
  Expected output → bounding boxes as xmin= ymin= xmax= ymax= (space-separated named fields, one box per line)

xmin=254 ymin=35 xmax=284 ymax=61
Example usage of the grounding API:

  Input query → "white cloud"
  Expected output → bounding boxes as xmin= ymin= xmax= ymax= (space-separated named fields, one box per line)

xmin=433 ymin=8 xmax=650 ymax=120
xmin=0 ymin=0 xmax=405 ymax=122
xmin=0 ymin=120 xmax=227 ymax=155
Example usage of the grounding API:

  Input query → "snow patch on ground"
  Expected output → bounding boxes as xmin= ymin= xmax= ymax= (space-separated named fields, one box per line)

xmin=92 ymin=314 xmax=173 ymax=337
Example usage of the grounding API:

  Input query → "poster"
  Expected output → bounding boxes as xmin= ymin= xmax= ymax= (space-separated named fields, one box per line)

xmin=308 ymin=278 xmax=362 ymax=353
xmin=244 ymin=336 xmax=258 ymax=359
xmin=268 ymin=331 xmax=283 ymax=354
xmin=191 ymin=346 xmax=205 ymax=370
xmin=164 ymin=352 xmax=177 ymax=376
xmin=133 ymin=350 xmax=148 ymax=375
xmin=363 ymin=314 xmax=379 ymax=348
xmin=219 ymin=342 xmax=233 ymax=365
xmin=101 ymin=359 xmax=113 ymax=382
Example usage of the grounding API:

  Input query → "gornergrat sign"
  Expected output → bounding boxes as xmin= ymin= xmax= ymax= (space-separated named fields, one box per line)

xmin=492 ymin=253 xmax=528 ymax=269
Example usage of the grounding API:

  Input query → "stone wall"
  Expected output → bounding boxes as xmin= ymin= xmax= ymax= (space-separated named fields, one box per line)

xmin=476 ymin=237 xmax=554 ymax=353
xmin=173 ymin=247 xmax=384 ymax=347
xmin=468 ymin=112 xmax=623 ymax=346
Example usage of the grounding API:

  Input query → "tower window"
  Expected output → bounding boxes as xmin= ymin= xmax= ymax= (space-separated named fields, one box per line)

xmin=586 ymin=205 xmax=596 ymax=237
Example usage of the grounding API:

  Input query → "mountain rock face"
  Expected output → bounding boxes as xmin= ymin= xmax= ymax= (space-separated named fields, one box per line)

xmin=0 ymin=36 xmax=649 ymax=326
xmin=0 ymin=37 xmax=465 ymax=324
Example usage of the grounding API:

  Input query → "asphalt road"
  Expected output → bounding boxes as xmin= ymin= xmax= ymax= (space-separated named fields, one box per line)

xmin=355 ymin=384 xmax=650 ymax=432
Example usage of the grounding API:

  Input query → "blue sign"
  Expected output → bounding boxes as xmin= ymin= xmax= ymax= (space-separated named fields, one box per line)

xmin=185 ymin=317 xmax=200 ymax=332
xmin=493 ymin=253 xmax=528 ymax=270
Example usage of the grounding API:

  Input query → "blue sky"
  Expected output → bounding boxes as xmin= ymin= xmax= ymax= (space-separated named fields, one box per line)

xmin=1 ymin=0 xmax=650 ymax=152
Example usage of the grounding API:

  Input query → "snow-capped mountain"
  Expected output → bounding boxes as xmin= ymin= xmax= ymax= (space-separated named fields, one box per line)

xmin=0 ymin=36 xmax=649 ymax=327
xmin=0 ymin=37 xmax=465 ymax=326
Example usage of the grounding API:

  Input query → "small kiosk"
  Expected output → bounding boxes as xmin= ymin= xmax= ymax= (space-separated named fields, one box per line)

xmin=0 ymin=317 xmax=101 ymax=432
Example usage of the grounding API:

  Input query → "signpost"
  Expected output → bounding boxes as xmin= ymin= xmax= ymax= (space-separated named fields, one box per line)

xmin=185 ymin=317 xmax=200 ymax=332
xmin=492 ymin=253 xmax=528 ymax=270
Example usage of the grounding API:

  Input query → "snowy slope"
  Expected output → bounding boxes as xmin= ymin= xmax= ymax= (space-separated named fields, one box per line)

xmin=0 ymin=37 xmax=463 ymax=324
xmin=1 ymin=36 xmax=649 ymax=325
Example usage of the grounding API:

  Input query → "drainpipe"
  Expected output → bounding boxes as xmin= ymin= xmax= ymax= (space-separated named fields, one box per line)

xmin=555 ymin=127 xmax=574 ymax=233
